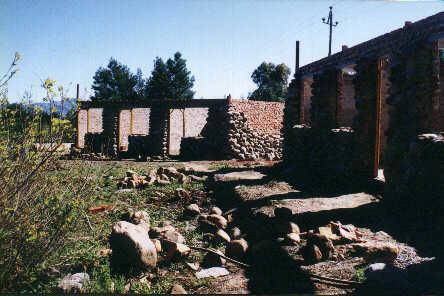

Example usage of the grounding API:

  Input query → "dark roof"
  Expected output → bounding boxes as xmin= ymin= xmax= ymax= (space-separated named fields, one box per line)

xmin=299 ymin=11 xmax=444 ymax=76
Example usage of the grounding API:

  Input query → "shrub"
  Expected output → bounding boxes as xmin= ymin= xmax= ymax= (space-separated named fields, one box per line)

xmin=0 ymin=126 xmax=94 ymax=291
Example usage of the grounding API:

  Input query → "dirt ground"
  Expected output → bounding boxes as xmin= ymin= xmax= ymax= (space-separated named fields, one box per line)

xmin=49 ymin=159 xmax=442 ymax=294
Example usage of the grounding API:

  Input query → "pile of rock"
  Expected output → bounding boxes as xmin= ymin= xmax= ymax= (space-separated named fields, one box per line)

xmin=117 ymin=167 xmax=207 ymax=189
xmin=109 ymin=211 xmax=193 ymax=272
xmin=183 ymin=204 xmax=250 ymax=264
xmin=227 ymin=110 xmax=282 ymax=161
xmin=299 ymin=221 xmax=399 ymax=264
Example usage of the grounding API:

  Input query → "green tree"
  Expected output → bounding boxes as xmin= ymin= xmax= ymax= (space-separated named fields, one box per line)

xmin=145 ymin=57 xmax=170 ymax=100
xmin=91 ymin=58 xmax=143 ymax=101
xmin=145 ymin=52 xmax=195 ymax=100
xmin=249 ymin=62 xmax=291 ymax=102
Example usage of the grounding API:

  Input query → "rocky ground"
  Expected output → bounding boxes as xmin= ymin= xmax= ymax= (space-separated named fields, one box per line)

xmin=37 ymin=160 xmax=442 ymax=294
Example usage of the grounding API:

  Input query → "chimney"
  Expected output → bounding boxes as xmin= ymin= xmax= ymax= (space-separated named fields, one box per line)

xmin=342 ymin=45 xmax=348 ymax=52
xmin=404 ymin=21 xmax=412 ymax=27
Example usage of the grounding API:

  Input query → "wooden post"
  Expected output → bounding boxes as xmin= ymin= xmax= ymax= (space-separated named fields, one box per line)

xmin=373 ymin=58 xmax=383 ymax=178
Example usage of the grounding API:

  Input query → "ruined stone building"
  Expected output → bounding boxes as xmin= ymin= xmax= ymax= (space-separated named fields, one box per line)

xmin=284 ymin=12 xmax=444 ymax=206
xmin=76 ymin=98 xmax=284 ymax=161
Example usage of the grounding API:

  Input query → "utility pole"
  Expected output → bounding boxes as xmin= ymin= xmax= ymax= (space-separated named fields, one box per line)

xmin=295 ymin=40 xmax=300 ymax=74
xmin=322 ymin=6 xmax=339 ymax=56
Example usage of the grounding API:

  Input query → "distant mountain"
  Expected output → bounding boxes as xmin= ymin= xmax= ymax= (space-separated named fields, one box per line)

xmin=32 ymin=98 xmax=77 ymax=116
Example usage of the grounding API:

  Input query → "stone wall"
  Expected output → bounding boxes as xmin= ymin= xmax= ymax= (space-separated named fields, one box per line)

xmin=284 ymin=125 xmax=356 ymax=185
xmin=385 ymin=133 xmax=444 ymax=214
xmin=77 ymin=109 xmax=88 ymax=148
xmin=225 ymin=100 xmax=283 ymax=160
xmin=118 ymin=109 xmax=132 ymax=151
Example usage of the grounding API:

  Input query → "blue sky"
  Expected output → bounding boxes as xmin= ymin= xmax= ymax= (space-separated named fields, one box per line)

xmin=1 ymin=0 xmax=443 ymax=102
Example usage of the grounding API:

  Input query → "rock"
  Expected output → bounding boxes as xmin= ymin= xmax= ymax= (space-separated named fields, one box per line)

xmin=126 ymin=169 xmax=138 ymax=179
xmin=58 ymin=273 xmax=90 ymax=293
xmin=213 ymin=229 xmax=231 ymax=244
xmin=198 ymin=219 xmax=218 ymax=233
xmin=98 ymin=248 xmax=112 ymax=256
xmin=317 ymin=226 xmax=341 ymax=242
xmin=274 ymin=207 xmax=293 ymax=220
xmin=178 ymin=173 xmax=188 ymax=184
xmin=213 ymin=171 xmax=265 ymax=182
xmin=210 ymin=206 xmax=223 ymax=216
xmin=110 ymin=221 xmax=157 ymax=268
xmin=306 ymin=233 xmax=335 ymax=260
xmin=130 ymin=210 xmax=150 ymax=231
xmin=305 ymin=244 xmax=323 ymax=262
xmin=166 ymin=243 xmax=191 ymax=261
xmin=170 ymin=284 xmax=187 ymax=294
xmin=189 ymin=175 xmax=208 ymax=182
xmin=160 ymin=174 xmax=170 ymax=182
xmin=162 ymin=230 xmax=186 ymax=245
xmin=285 ymin=233 xmax=301 ymax=245
xmin=207 ymin=214 xmax=228 ymax=229
xmin=202 ymin=250 xmax=226 ymax=267
xmin=184 ymin=204 xmax=200 ymax=216
xmin=195 ymin=267 xmax=230 ymax=279
xmin=230 ymin=227 xmax=242 ymax=239
xmin=226 ymin=239 xmax=248 ymax=259
xmin=164 ymin=167 xmax=180 ymax=178
xmin=353 ymin=242 xmax=399 ymax=263
xmin=176 ymin=188 xmax=191 ymax=200
xmin=156 ymin=179 xmax=171 ymax=185
xmin=150 ymin=225 xmax=176 ymax=237
xmin=152 ymin=239 xmax=162 ymax=253
xmin=274 ymin=221 xmax=300 ymax=235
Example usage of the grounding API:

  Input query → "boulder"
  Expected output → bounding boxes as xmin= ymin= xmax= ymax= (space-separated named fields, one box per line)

xmin=150 ymin=225 xmax=176 ymax=237
xmin=176 ymin=188 xmax=191 ymax=200
xmin=166 ymin=243 xmax=191 ymax=261
xmin=202 ymin=250 xmax=226 ymax=267
xmin=170 ymin=284 xmax=187 ymax=294
xmin=352 ymin=242 xmax=399 ymax=263
xmin=213 ymin=229 xmax=231 ymax=244
xmin=152 ymin=239 xmax=162 ymax=253
xmin=226 ymin=239 xmax=248 ymax=259
xmin=178 ymin=173 xmax=188 ymax=184
xmin=110 ymin=221 xmax=157 ymax=268
xmin=285 ymin=233 xmax=301 ymax=245
xmin=58 ymin=273 xmax=90 ymax=293
xmin=274 ymin=221 xmax=300 ymax=235
xmin=302 ymin=244 xmax=323 ymax=263
xmin=306 ymin=233 xmax=335 ymax=260
xmin=317 ymin=226 xmax=341 ymax=242
xmin=130 ymin=210 xmax=150 ymax=231
xmin=210 ymin=206 xmax=223 ymax=216
xmin=184 ymin=204 xmax=200 ymax=217
xmin=230 ymin=227 xmax=242 ymax=239
xmin=207 ymin=214 xmax=228 ymax=229
xmin=189 ymin=175 xmax=208 ymax=182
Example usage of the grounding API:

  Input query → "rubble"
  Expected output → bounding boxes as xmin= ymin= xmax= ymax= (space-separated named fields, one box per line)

xmin=184 ymin=204 xmax=200 ymax=217
xmin=213 ymin=229 xmax=231 ymax=244
xmin=202 ymin=250 xmax=226 ymax=267
xmin=166 ymin=242 xmax=191 ymax=261
xmin=206 ymin=214 xmax=228 ymax=229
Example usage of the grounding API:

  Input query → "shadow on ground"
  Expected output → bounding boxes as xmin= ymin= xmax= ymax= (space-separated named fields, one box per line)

xmin=207 ymin=163 xmax=444 ymax=294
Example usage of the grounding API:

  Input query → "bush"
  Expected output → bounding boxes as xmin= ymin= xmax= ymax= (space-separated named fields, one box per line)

xmin=0 ymin=127 xmax=94 ymax=291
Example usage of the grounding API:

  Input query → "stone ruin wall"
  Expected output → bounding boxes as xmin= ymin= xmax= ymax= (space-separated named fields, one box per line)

xmin=168 ymin=108 xmax=209 ymax=156
xmin=226 ymin=100 xmax=284 ymax=161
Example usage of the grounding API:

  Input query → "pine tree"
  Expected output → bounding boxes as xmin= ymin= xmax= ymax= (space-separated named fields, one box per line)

xmin=91 ymin=58 xmax=140 ymax=101
xmin=145 ymin=52 xmax=195 ymax=100
xmin=145 ymin=57 xmax=171 ymax=100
